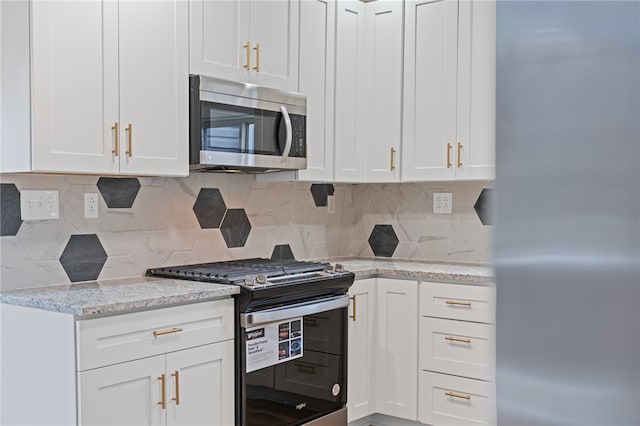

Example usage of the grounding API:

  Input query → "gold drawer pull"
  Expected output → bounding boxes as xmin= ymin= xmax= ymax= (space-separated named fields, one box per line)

xmin=125 ymin=123 xmax=133 ymax=157
xmin=253 ymin=43 xmax=260 ymax=72
xmin=446 ymin=143 xmax=452 ymax=168
xmin=445 ymin=391 xmax=471 ymax=400
xmin=244 ymin=41 xmax=251 ymax=69
xmin=111 ymin=122 xmax=119 ymax=156
xmin=390 ymin=147 xmax=396 ymax=171
xmin=445 ymin=300 xmax=472 ymax=307
xmin=457 ymin=142 xmax=463 ymax=167
xmin=153 ymin=327 xmax=183 ymax=338
xmin=445 ymin=336 xmax=471 ymax=344
xmin=349 ymin=296 xmax=356 ymax=321
xmin=158 ymin=374 xmax=166 ymax=409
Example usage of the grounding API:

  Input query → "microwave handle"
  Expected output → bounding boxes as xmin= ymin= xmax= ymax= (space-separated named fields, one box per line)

xmin=240 ymin=295 xmax=349 ymax=328
xmin=280 ymin=105 xmax=292 ymax=162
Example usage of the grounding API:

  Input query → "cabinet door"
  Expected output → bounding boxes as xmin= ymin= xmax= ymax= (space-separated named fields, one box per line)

xmin=297 ymin=0 xmax=336 ymax=182
xmin=455 ymin=0 xmax=496 ymax=180
xmin=347 ymin=278 xmax=376 ymax=422
xmin=375 ymin=279 xmax=418 ymax=420
xmin=401 ymin=0 xmax=458 ymax=181
xmin=118 ymin=0 xmax=189 ymax=176
xmin=334 ymin=0 xmax=366 ymax=182
xmin=248 ymin=0 xmax=299 ymax=91
xmin=78 ymin=355 xmax=165 ymax=426
xmin=165 ymin=341 xmax=234 ymax=426
xmin=31 ymin=0 xmax=119 ymax=174
xmin=361 ymin=0 xmax=403 ymax=183
xmin=189 ymin=0 xmax=251 ymax=83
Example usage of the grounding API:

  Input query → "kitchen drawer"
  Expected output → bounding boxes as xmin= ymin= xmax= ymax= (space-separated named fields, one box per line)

xmin=77 ymin=299 xmax=234 ymax=371
xmin=419 ymin=371 xmax=496 ymax=426
xmin=420 ymin=317 xmax=495 ymax=381
xmin=420 ymin=282 xmax=495 ymax=324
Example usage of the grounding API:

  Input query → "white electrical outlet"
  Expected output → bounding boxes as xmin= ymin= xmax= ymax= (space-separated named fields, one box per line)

xmin=84 ymin=193 xmax=99 ymax=218
xmin=20 ymin=190 xmax=60 ymax=220
xmin=433 ymin=192 xmax=452 ymax=214
xmin=327 ymin=195 xmax=336 ymax=214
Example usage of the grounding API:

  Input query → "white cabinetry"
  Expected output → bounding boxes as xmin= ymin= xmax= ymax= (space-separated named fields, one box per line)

xmin=347 ymin=278 xmax=418 ymax=423
xmin=0 ymin=299 xmax=234 ymax=426
xmin=30 ymin=0 xmax=188 ymax=176
xmin=402 ymin=0 xmax=495 ymax=182
xmin=347 ymin=278 xmax=376 ymax=422
xmin=334 ymin=0 xmax=403 ymax=183
xmin=296 ymin=0 xmax=336 ymax=182
xmin=189 ymin=0 xmax=299 ymax=92
xmin=418 ymin=282 xmax=496 ymax=425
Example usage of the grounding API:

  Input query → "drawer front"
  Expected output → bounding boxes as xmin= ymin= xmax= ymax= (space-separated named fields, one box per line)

xmin=419 ymin=371 xmax=496 ymax=426
xmin=420 ymin=282 xmax=495 ymax=323
xmin=77 ymin=299 xmax=234 ymax=371
xmin=420 ymin=317 xmax=495 ymax=381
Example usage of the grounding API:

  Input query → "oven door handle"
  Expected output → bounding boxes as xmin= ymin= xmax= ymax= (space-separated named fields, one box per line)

xmin=240 ymin=295 xmax=349 ymax=328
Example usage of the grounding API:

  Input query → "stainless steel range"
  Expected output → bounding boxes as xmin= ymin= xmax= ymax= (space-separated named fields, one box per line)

xmin=148 ymin=258 xmax=355 ymax=426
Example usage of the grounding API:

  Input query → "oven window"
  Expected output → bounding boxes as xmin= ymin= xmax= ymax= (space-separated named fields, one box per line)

xmin=242 ymin=308 xmax=347 ymax=426
xmin=201 ymin=102 xmax=284 ymax=156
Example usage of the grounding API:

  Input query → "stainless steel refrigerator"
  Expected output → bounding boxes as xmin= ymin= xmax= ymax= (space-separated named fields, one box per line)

xmin=495 ymin=1 xmax=640 ymax=425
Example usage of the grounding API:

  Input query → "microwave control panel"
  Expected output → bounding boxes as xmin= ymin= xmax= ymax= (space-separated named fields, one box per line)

xmin=289 ymin=114 xmax=306 ymax=158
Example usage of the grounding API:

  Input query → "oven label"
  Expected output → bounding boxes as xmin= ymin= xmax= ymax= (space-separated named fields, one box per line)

xmin=245 ymin=317 xmax=303 ymax=373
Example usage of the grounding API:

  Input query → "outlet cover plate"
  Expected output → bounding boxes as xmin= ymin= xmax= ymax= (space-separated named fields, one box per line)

xmin=433 ymin=192 xmax=452 ymax=214
xmin=84 ymin=193 xmax=99 ymax=218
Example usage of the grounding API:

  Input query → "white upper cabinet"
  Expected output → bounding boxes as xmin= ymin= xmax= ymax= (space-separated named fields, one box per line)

xmin=30 ymin=0 xmax=189 ymax=176
xmin=402 ymin=0 xmax=495 ymax=182
xmin=334 ymin=0 xmax=367 ymax=182
xmin=189 ymin=0 xmax=299 ymax=92
xmin=362 ymin=0 xmax=403 ymax=183
xmin=297 ymin=0 xmax=336 ymax=182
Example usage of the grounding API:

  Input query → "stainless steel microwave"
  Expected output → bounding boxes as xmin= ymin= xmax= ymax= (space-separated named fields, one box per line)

xmin=189 ymin=75 xmax=307 ymax=172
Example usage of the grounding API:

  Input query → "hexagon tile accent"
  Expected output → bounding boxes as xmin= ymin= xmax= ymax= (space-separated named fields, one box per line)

xmin=193 ymin=188 xmax=227 ymax=229
xmin=474 ymin=188 xmax=493 ymax=226
xmin=220 ymin=209 xmax=251 ymax=248
xmin=1 ymin=183 xmax=23 ymax=236
xmin=368 ymin=224 xmax=399 ymax=257
xmin=271 ymin=244 xmax=295 ymax=261
xmin=59 ymin=234 xmax=108 ymax=282
xmin=97 ymin=177 xmax=141 ymax=208
xmin=310 ymin=184 xmax=335 ymax=207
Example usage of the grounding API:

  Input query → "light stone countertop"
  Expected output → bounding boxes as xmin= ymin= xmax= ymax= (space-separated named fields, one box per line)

xmin=333 ymin=258 xmax=494 ymax=284
xmin=0 ymin=277 xmax=239 ymax=317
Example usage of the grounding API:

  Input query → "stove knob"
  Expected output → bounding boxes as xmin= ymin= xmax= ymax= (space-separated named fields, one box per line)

xmin=256 ymin=274 xmax=268 ymax=285
xmin=325 ymin=265 xmax=334 ymax=273
xmin=335 ymin=263 xmax=344 ymax=273
xmin=244 ymin=276 xmax=255 ymax=286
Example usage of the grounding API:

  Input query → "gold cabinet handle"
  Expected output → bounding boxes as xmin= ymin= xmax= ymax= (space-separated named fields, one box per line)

xmin=253 ymin=43 xmax=260 ymax=72
xmin=445 ymin=300 xmax=472 ymax=307
xmin=158 ymin=374 xmax=166 ymax=409
xmin=171 ymin=371 xmax=180 ymax=405
xmin=445 ymin=336 xmax=472 ymax=344
xmin=390 ymin=147 xmax=396 ymax=171
xmin=111 ymin=122 xmax=119 ymax=156
xmin=349 ymin=296 xmax=356 ymax=321
xmin=457 ymin=142 xmax=462 ymax=168
xmin=243 ymin=41 xmax=251 ymax=69
xmin=125 ymin=123 xmax=133 ymax=157
xmin=446 ymin=143 xmax=452 ymax=168
xmin=445 ymin=391 xmax=471 ymax=400
xmin=153 ymin=327 xmax=183 ymax=338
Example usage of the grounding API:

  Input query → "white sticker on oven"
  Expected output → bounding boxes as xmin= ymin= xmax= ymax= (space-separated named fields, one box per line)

xmin=245 ymin=317 xmax=303 ymax=373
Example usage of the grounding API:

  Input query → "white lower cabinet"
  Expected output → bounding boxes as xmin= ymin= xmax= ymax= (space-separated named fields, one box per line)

xmin=347 ymin=278 xmax=418 ymax=423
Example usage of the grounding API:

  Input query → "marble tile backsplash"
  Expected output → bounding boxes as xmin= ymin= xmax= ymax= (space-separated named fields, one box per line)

xmin=0 ymin=173 xmax=491 ymax=290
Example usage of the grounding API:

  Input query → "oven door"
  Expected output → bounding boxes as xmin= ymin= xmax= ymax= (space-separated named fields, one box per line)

xmin=239 ymin=295 xmax=349 ymax=426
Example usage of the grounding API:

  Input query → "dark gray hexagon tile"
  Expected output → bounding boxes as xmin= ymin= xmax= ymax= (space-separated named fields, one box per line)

xmin=474 ymin=188 xmax=494 ymax=226
xmin=97 ymin=177 xmax=141 ymax=208
xmin=220 ymin=209 xmax=251 ymax=248
xmin=59 ymin=234 xmax=108 ymax=282
xmin=271 ymin=244 xmax=295 ymax=261
xmin=368 ymin=224 xmax=399 ymax=257
xmin=193 ymin=188 xmax=227 ymax=229
xmin=310 ymin=184 xmax=335 ymax=207
xmin=1 ymin=183 xmax=23 ymax=236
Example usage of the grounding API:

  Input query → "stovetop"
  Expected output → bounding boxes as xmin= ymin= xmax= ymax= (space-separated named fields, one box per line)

xmin=147 ymin=258 xmax=351 ymax=291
